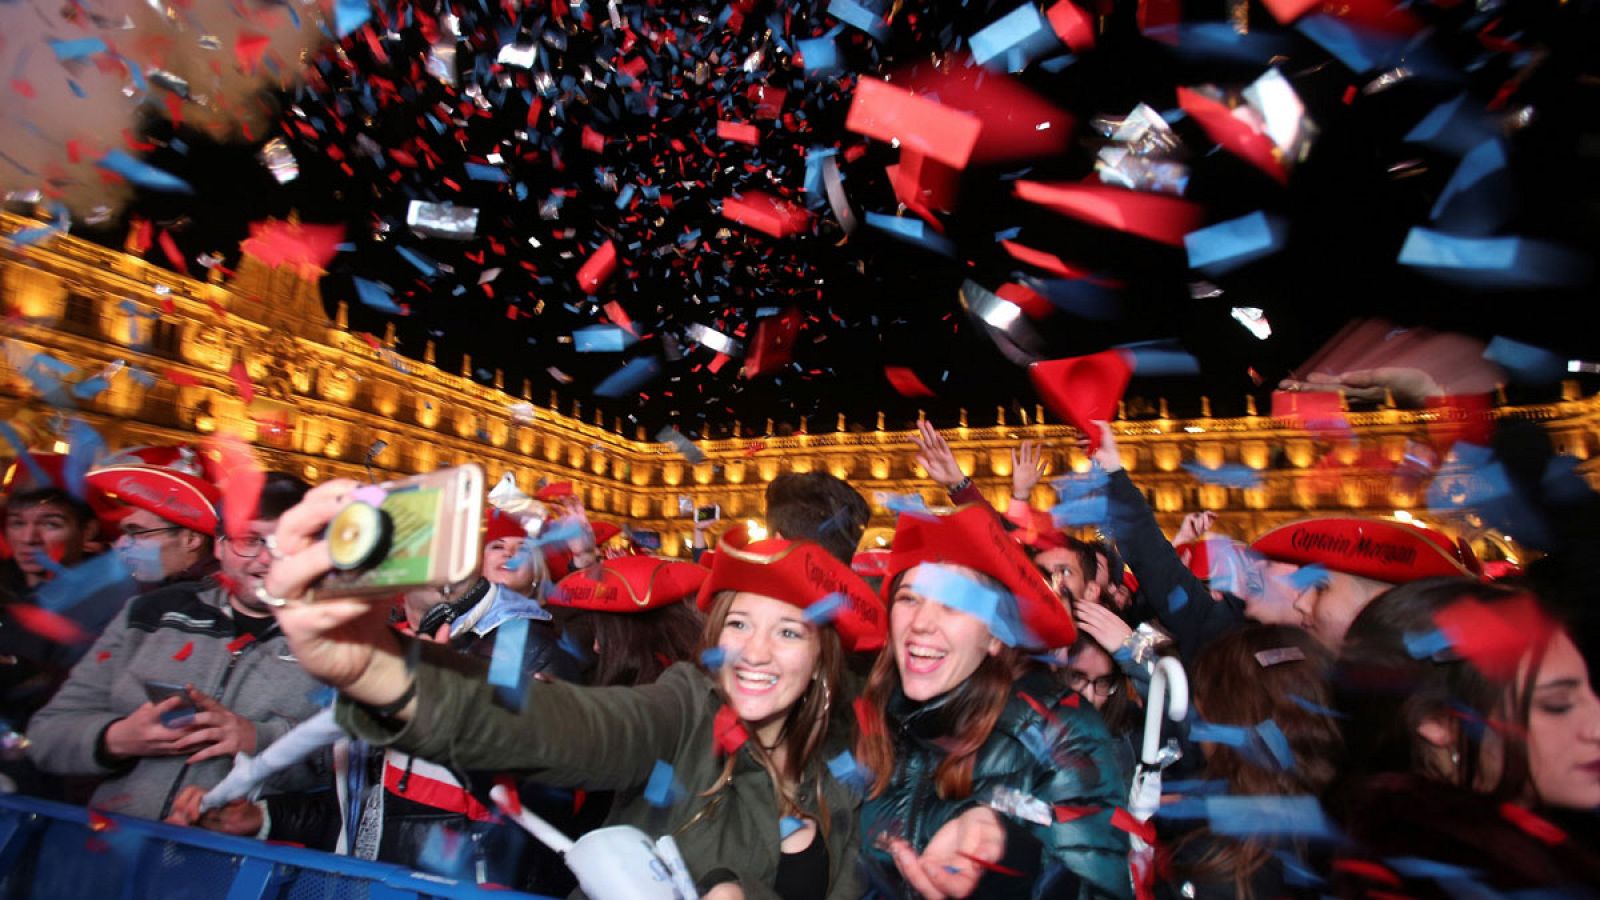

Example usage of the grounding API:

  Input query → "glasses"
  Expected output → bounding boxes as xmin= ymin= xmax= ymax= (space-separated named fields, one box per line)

xmin=119 ymin=525 xmax=183 ymax=542
xmin=1067 ymin=672 xmax=1121 ymax=697
xmin=224 ymin=535 xmax=270 ymax=558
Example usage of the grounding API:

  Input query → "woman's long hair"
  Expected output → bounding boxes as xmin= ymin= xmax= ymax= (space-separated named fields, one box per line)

xmin=548 ymin=601 xmax=704 ymax=687
xmin=856 ymin=571 xmax=1027 ymax=801
xmin=1168 ymin=625 xmax=1341 ymax=899
xmin=698 ymin=589 xmax=846 ymax=833
xmin=1327 ymin=577 xmax=1556 ymax=815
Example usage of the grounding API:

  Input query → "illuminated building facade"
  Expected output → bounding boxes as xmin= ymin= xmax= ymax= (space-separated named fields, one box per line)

xmin=4 ymin=211 xmax=1598 ymax=561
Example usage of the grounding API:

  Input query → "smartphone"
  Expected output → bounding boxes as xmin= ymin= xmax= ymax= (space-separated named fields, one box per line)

xmin=317 ymin=465 xmax=485 ymax=598
xmin=144 ymin=680 xmax=199 ymax=728
xmin=630 ymin=529 xmax=663 ymax=551
xmin=693 ymin=504 xmax=720 ymax=524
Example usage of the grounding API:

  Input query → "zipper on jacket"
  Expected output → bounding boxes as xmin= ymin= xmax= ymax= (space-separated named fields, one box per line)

xmin=157 ymin=624 xmax=272 ymax=818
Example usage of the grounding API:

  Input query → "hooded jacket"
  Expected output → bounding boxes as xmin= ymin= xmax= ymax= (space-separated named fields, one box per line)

xmin=27 ymin=577 xmax=327 ymax=820
xmin=338 ymin=653 xmax=865 ymax=900
xmin=859 ymin=669 xmax=1133 ymax=899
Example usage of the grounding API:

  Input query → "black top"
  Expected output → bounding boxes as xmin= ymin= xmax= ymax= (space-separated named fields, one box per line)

xmin=775 ymin=829 xmax=829 ymax=900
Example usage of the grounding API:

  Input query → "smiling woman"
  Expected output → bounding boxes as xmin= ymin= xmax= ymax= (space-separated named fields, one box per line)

xmin=854 ymin=505 xmax=1133 ymax=900
xmin=263 ymin=479 xmax=887 ymax=900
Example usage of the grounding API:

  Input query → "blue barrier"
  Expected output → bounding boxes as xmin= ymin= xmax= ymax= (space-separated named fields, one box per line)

xmin=0 ymin=793 xmax=556 ymax=899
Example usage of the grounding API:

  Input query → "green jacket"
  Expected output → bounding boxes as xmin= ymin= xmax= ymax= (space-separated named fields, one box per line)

xmin=338 ymin=650 xmax=865 ymax=899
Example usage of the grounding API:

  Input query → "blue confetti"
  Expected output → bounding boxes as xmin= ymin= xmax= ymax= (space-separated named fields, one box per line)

xmin=644 ymin=760 xmax=685 ymax=807
xmin=594 ymin=357 xmax=663 ymax=398
xmin=1188 ymin=720 xmax=1250 ymax=747
xmin=572 ymin=325 xmax=634 ymax=353
xmin=796 ymin=33 xmax=843 ymax=76
xmin=1118 ymin=340 xmax=1202 ymax=377
xmin=335 ymin=0 xmax=374 ymax=38
xmin=803 ymin=593 xmax=847 ymax=627
xmin=1287 ymin=694 xmax=1346 ymax=719
xmin=904 ymin=564 xmax=1037 ymax=648
xmin=826 ymin=751 xmax=871 ymax=793
xmin=0 ymin=425 xmax=51 ymax=487
xmin=417 ymin=824 xmax=471 ymax=878
xmin=35 ymin=550 xmax=135 ymax=614
xmin=352 ymin=277 xmax=405 ymax=315
xmin=1405 ymin=94 xmax=1495 ymax=155
xmin=864 ymin=213 xmax=956 ymax=256
xmin=63 ymin=418 xmax=105 ymax=499
xmin=1255 ymin=719 xmax=1295 ymax=771
xmin=464 ymin=162 xmax=509 ymax=182
xmin=1050 ymin=494 xmax=1108 ymax=528
xmin=1184 ymin=211 xmax=1288 ymax=275
xmin=1166 ymin=585 xmax=1189 ymax=613
xmin=1181 ymin=462 xmax=1262 ymax=489
xmin=1430 ymin=139 xmax=1510 ymax=235
xmin=1483 ymin=335 xmax=1565 ymax=385
xmin=96 ymin=151 xmax=193 ymax=194
xmin=1200 ymin=796 xmax=1340 ymax=840
xmin=487 ymin=616 xmax=530 ymax=708
xmin=48 ymin=38 xmax=108 ymax=61
xmin=780 ymin=816 xmax=805 ymax=840
xmin=71 ymin=376 xmax=110 ymax=401
xmin=1403 ymin=628 xmax=1454 ymax=660
xmin=395 ymin=245 xmax=439 ymax=277
xmin=1285 ymin=564 xmax=1330 ymax=593
xmin=970 ymin=3 xmax=1061 ymax=72
xmin=699 ymin=647 xmax=728 ymax=670
xmin=1398 ymin=228 xmax=1589 ymax=290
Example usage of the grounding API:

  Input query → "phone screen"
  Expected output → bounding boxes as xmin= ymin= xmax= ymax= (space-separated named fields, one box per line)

xmin=357 ymin=483 xmax=446 ymax=588
xmin=631 ymin=530 xmax=663 ymax=551
xmin=694 ymin=505 xmax=719 ymax=524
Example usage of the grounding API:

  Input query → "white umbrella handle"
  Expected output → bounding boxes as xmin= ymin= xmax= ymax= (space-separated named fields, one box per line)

xmin=490 ymin=784 xmax=576 ymax=854
xmin=1140 ymin=656 xmax=1189 ymax=766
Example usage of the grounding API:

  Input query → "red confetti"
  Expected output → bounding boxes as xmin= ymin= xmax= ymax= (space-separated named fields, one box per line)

xmin=156 ymin=230 xmax=189 ymax=275
xmin=958 ymin=852 xmax=1023 ymax=877
xmin=493 ymin=775 xmax=522 ymax=815
xmin=229 ymin=361 xmax=255 ymax=405
xmin=712 ymin=704 xmax=748 ymax=756
xmin=6 ymin=605 xmax=92 ymax=645
xmin=1176 ymin=87 xmax=1289 ymax=186
xmin=206 ymin=433 xmax=266 ymax=544
xmin=715 ymin=120 xmax=760 ymax=145
xmin=1110 ymin=807 xmax=1156 ymax=844
xmin=172 ymin=641 xmax=194 ymax=662
xmin=743 ymin=309 xmax=802 ymax=378
xmin=1054 ymin=804 xmax=1097 ymax=823
xmin=96 ymin=650 xmax=112 ymax=663
xmin=721 ymin=192 xmax=811 ymax=238
xmin=1500 ymin=802 xmax=1568 ymax=845
xmin=845 ymin=77 xmax=982 ymax=170
xmin=225 ymin=633 xmax=256 ymax=654
xmin=1013 ymin=180 xmax=1203 ymax=246
xmin=576 ymin=240 xmax=618 ymax=294
xmin=883 ymin=366 xmax=936 ymax=398
xmin=233 ymin=30 xmax=271 ymax=72
xmin=238 ymin=220 xmax=344 ymax=276
xmin=1331 ymin=859 xmax=1402 ymax=886
xmin=1046 ymin=1 xmax=1096 ymax=51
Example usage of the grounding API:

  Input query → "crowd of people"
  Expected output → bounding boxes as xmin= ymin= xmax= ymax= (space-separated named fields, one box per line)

xmin=2 ymin=412 xmax=1599 ymax=900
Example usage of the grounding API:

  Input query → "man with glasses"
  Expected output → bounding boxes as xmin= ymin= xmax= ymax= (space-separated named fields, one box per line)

xmin=29 ymin=471 xmax=328 ymax=822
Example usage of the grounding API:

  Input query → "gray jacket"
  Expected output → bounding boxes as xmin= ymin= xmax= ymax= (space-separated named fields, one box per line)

xmin=28 ymin=577 xmax=327 ymax=820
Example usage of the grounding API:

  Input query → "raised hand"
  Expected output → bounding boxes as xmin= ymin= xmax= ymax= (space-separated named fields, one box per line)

xmin=913 ymin=420 xmax=967 ymax=490
xmin=1010 ymin=440 xmax=1047 ymax=501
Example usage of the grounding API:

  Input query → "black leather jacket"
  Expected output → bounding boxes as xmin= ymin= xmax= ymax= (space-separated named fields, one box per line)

xmin=860 ymin=669 xmax=1133 ymax=899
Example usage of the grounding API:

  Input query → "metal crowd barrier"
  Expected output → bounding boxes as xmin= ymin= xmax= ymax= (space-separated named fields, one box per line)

xmin=0 ymin=793 xmax=553 ymax=900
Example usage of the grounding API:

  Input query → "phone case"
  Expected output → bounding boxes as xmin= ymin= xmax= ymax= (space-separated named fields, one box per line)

xmin=316 ymin=465 xmax=485 ymax=598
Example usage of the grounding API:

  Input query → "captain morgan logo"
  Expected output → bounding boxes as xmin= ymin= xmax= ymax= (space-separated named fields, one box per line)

xmin=1288 ymin=526 xmax=1418 ymax=567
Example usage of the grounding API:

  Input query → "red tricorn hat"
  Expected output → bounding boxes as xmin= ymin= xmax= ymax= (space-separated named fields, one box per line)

xmin=86 ymin=445 xmax=221 ymax=535
xmin=540 ymin=519 xmax=625 ymax=580
xmin=851 ymin=547 xmax=892 ymax=578
xmin=483 ymin=508 xmax=530 ymax=546
xmin=535 ymin=481 xmax=575 ymax=500
xmin=882 ymin=505 xmax=1075 ymax=650
xmin=1250 ymin=516 xmax=1479 ymax=585
xmin=695 ymin=537 xmax=887 ymax=653
xmin=552 ymin=556 xmax=709 ymax=614
xmin=1028 ymin=350 xmax=1132 ymax=452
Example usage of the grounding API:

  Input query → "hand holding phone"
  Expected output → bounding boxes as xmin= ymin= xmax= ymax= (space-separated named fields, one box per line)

xmin=693 ymin=504 xmax=720 ymax=525
xmin=316 ymin=465 xmax=485 ymax=598
xmin=144 ymin=680 xmax=200 ymax=728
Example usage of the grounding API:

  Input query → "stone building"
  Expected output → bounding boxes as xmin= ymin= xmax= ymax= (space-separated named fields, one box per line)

xmin=4 ymin=211 xmax=1598 ymax=562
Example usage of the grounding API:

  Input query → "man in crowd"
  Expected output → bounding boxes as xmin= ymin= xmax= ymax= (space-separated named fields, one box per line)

xmin=27 ymin=471 xmax=328 ymax=821
xmin=1 ymin=455 xmax=133 ymax=797
xmin=86 ymin=446 xmax=223 ymax=589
